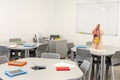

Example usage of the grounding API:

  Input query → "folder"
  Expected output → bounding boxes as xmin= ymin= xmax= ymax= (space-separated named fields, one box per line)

xmin=8 ymin=60 xmax=27 ymax=66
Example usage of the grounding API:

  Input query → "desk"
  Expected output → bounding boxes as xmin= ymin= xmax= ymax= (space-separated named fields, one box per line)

xmin=0 ymin=58 xmax=83 ymax=80
xmin=8 ymin=43 xmax=44 ymax=57
xmin=89 ymin=46 xmax=119 ymax=80
xmin=71 ymin=45 xmax=119 ymax=80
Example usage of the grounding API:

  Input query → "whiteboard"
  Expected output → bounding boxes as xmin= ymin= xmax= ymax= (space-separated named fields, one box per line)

xmin=76 ymin=2 xmax=119 ymax=36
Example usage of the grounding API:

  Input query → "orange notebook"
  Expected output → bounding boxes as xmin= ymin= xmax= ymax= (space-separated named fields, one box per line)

xmin=56 ymin=66 xmax=70 ymax=71
xmin=8 ymin=60 xmax=27 ymax=67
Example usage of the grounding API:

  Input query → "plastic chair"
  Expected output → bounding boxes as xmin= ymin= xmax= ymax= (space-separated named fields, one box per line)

xmin=67 ymin=42 xmax=75 ymax=58
xmin=9 ymin=38 xmax=23 ymax=44
xmin=86 ymin=41 xmax=92 ymax=46
xmin=80 ymin=60 xmax=90 ymax=80
xmin=76 ymin=48 xmax=92 ymax=65
xmin=76 ymin=48 xmax=92 ymax=80
xmin=35 ymin=43 xmax=48 ymax=57
xmin=41 ymin=53 xmax=60 ymax=59
xmin=0 ymin=56 xmax=9 ymax=64
xmin=0 ymin=46 xmax=10 ymax=60
xmin=106 ymin=51 xmax=120 ymax=80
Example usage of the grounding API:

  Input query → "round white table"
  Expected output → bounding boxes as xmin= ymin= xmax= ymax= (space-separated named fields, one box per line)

xmin=0 ymin=58 xmax=83 ymax=80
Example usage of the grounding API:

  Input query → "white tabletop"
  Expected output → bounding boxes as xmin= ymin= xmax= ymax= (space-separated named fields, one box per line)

xmin=71 ymin=45 xmax=119 ymax=56
xmin=0 ymin=58 xmax=83 ymax=80
xmin=8 ymin=43 xmax=44 ymax=50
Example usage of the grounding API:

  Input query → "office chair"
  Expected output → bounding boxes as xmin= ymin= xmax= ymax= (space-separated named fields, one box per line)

xmin=0 ymin=46 xmax=10 ymax=60
xmin=106 ymin=51 xmax=120 ymax=80
xmin=0 ymin=56 xmax=9 ymax=64
xmin=76 ymin=48 xmax=93 ymax=80
xmin=67 ymin=42 xmax=75 ymax=58
xmin=41 ymin=53 xmax=60 ymax=59
xmin=86 ymin=41 xmax=92 ymax=47
xmin=80 ymin=60 xmax=90 ymax=80
xmin=9 ymin=38 xmax=23 ymax=44
xmin=35 ymin=43 xmax=48 ymax=57
xmin=76 ymin=48 xmax=92 ymax=65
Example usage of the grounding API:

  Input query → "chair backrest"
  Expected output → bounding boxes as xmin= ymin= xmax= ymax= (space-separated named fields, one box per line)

xmin=80 ymin=60 xmax=90 ymax=76
xmin=0 ymin=56 xmax=9 ymax=64
xmin=9 ymin=38 xmax=22 ymax=44
xmin=41 ymin=53 xmax=60 ymax=59
xmin=111 ymin=51 xmax=120 ymax=65
xmin=35 ymin=43 xmax=48 ymax=57
xmin=76 ymin=48 xmax=92 ymax=63
xmin=67 ymin=42 xmax=75 ymax=50
xmin=0 ymin=46 xmax=10 ymax=59
xmin=86 ymin=41 xmax=92 ymax=46
xmin=56 ymin=40 xmax=68 ymax=58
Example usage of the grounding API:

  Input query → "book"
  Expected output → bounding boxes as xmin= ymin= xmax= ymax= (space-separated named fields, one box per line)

xmin=56 ymin=66 xmax=70 ymax=71
xmin=5 ymin=68 xmax=27 ymax=77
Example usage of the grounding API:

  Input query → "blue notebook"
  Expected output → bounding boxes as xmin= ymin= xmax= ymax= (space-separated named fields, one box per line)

xmin=76 ymin=45 xmax=87 ymax=48
xmin=23 ymin=43 xmax=36 ymax=47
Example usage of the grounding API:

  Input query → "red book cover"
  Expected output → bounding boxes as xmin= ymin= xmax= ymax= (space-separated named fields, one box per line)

xmin=56 ymin=66 xmax=70 ymax=71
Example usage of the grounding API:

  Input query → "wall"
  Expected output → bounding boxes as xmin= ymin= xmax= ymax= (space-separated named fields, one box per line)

xmin=54 ymin=0 xmax=120 ymax=46
xmin=0 ymin=0 xmax=120 ymax=46
xmin=0 ymin=0 xmax=55 ymax=42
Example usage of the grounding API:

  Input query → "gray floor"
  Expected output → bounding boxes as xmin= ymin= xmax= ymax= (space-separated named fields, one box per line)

xmin=90 ymin=64 xmax=120 ymax=80
xmin=110 ymin=65 xmax=120 ymax=80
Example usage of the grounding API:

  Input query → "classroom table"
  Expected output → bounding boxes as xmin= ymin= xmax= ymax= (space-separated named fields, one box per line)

xmin=0 ymin=58 xmax=83 ymax=80
xmin=71 ymin=45 xmax=119 ymax=80
xmin=8 ymin=43 xmax=44 ymax=57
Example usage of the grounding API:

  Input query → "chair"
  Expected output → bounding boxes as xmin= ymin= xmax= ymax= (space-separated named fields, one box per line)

xmin=76 ymin=48 xmax=92 ymax=65
xmin=48 ymin=40 xmax=68 ymax=58
xmin=67 ymin=42 xmax=75 ymax=58
xmin=41 ymin=53 xmax=60 ymax=59
xmin=0 ymin=46 xmax=10 ymax=60
xmin=80 ymin=60 xmax=90 ymax=80
xmin=9 ymin=38 xmax=23 ymax=44
xmin=76 ymin=48 xmax=92 ymax=80
xmin=35 ymin=43 xmax=48 ymax=57
xmin=106 ymin=51 xmax=120 ymax=80
xmin=86 ymin=41 xmax=92 ymax=46
xmin=111 ymin=51 xmax=120 ymax=65
xmin=0 ymin=56 xmax=9 ymax=64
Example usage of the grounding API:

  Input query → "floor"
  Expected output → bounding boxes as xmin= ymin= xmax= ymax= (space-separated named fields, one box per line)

xmin=87 ymin=64 xmax=120 ymax=80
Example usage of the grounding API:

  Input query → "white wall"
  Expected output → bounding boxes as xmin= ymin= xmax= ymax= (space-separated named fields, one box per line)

xmin=54 ymin=0 xmax=120 ymax=46
xmin=0 ymin=0 xmax=55 ymax=42
xmin=1 ymin=0 xmax=120 ymax=46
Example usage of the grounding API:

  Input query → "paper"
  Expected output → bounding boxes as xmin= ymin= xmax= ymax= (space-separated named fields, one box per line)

xmin=8 ymin=45 xmax=18 ymax=48
xmin=54 ymin=62 xmax=75 ymax=68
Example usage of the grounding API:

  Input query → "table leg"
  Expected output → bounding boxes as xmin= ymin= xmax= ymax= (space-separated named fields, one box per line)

xmin=25 ymin=50 xmax=29 ymax=57
xmin=101 ymin=56 xmax=105 ymax=80
xmin=71 ymin=51 xmax=74 ymax=61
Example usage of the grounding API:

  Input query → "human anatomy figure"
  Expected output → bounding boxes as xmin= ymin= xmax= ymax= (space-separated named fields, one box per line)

xmin=92 ymin=24 xmax=104 ymax=50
